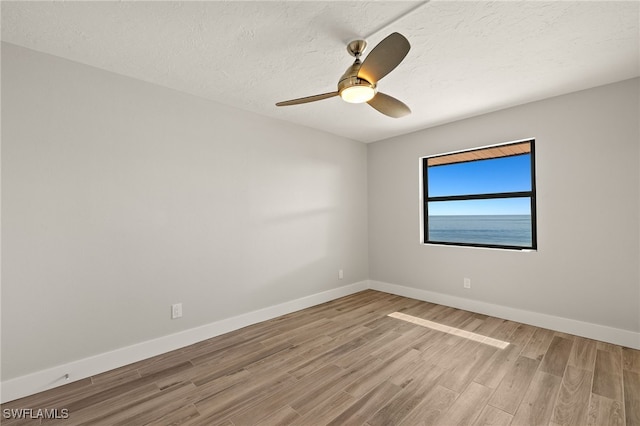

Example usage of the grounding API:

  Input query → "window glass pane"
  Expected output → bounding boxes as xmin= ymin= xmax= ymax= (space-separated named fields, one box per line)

xmin=428 ymin=154 xmax=531 ymax=197
xmin=427 ymin=199 xmax=532 ymax=247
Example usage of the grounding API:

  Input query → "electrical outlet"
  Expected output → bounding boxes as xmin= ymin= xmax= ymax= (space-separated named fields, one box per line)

xmin=339 ymin=269 xmax=344 ymax=280
xmin=463 ymin=278 xmax=471 ymax=289
xmin=171 ymin=303 xmax=183 ymax=319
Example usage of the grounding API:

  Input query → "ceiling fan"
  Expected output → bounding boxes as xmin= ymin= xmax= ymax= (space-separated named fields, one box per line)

xmin=276 ymin=32 xmax=411 ymax=118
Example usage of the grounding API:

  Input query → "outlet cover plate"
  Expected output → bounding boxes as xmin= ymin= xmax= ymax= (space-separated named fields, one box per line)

xmin=171 ymin=303 xmax=183 ymax=319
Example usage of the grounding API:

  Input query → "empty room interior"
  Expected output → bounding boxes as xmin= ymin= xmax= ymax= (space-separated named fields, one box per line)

xmin=1 ymin=1 xmax=639 ymax=425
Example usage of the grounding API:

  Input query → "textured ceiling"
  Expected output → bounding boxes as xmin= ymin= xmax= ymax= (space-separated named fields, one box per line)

xmin=2 ymin=1 xmax=639 ymax=143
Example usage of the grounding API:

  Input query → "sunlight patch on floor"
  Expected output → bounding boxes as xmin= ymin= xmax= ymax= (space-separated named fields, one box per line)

xmin=388 ymin=311 xmax=510 ymax=349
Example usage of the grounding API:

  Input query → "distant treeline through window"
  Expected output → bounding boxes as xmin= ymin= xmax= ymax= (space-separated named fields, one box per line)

xmin=422 ymin=140 xmax=537 ymax=250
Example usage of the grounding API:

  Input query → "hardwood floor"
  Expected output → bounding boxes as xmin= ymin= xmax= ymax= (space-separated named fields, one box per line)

xmin=2 ymin=290 xmax=639 ymax=425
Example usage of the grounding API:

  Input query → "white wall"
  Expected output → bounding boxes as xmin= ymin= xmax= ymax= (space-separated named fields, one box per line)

xmin=368 ymin=78 xmax=640 ymax=339
xmin=1 ymin=43 xmax=368 ymax=381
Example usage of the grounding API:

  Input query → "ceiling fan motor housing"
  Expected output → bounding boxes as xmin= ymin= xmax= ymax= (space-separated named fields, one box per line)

xmin=338 ymin=59 xmax=377 ymax=97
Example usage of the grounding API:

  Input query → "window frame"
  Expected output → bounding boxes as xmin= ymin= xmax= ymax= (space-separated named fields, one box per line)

xmin=422 ymin=139 xmax=537 ymax=251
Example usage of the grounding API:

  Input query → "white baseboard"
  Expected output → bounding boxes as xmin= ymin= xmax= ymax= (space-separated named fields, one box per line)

xmin=370 ymin=280 xmax=640 ymax=350
xmin=0 ymin=281 xmax=369 ymax=403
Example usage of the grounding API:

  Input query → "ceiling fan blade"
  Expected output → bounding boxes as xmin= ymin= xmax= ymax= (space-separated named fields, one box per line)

xmin=358 ymin=32 xmax=410 ymax=84
xmin=367 ymin=92 xmax=411 ymax=118
xmin=276 ymin=92 xmax=339 ymax=106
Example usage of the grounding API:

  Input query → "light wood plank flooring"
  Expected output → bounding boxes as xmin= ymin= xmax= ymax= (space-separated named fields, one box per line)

xmin=2 ymin=290 xmax=639 ymax=425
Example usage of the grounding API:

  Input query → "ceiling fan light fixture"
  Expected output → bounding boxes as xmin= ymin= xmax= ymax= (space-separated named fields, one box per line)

xmin=340 ymin=84 xmax=376 ymax=103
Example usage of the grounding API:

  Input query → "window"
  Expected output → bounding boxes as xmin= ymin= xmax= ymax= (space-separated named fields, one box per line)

xmin=422 ymin=140 xmax=537 ymax=250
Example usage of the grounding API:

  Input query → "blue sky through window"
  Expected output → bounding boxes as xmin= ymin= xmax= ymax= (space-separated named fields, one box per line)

xmin=427 ymin=154 xmax=531 ymax=216
xmin=428 ymin=154 xmax=531 ymax=196
xmin=428 ymin=198 xmax=531 ymax=216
